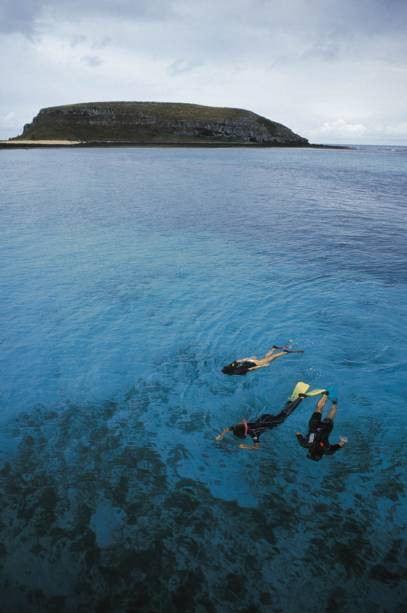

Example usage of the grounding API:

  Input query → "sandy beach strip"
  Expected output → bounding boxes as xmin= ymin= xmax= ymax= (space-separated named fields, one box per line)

xmin=0 ymin=140 xmax=81 ymax=146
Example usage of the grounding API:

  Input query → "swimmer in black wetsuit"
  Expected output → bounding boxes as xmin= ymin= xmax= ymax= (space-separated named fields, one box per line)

xmin=222 ymin=345 xmax=303 ymax=376
xmin=215 ymin=385 xmax=309 ymax=450
xmin=296 ymin=393 xmax=347 ymax=461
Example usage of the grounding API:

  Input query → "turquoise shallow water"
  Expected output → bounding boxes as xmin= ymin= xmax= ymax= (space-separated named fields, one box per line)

xmin=0 ymin=146 xmax=406 ymax=611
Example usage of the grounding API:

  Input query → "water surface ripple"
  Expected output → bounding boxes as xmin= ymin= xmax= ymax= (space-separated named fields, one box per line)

xmin=0 ymin=146 xmax=406 ymax=611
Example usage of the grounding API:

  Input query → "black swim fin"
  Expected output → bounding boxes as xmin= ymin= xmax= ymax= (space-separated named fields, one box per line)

xmin=273 ymin=345 xmax=304 ymax=354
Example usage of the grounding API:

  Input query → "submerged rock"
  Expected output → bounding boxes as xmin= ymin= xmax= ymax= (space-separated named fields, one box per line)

xmin=14 ymin=101 xmax=309 ymax=146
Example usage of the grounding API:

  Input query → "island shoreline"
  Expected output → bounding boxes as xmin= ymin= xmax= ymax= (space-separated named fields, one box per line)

xmin=0 ymin=141 xmax=350 ymax=150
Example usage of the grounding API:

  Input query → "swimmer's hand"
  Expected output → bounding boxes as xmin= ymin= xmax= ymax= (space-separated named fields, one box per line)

xmin=239 ymin=443 xmax=260 ymax=450
xmin=295 ymin=432 xmax=302 ymax=436
xmin=215 ymin=428 xmax=230 ymax=441
xmin=339 ymin=436 xmax=348 ymax=447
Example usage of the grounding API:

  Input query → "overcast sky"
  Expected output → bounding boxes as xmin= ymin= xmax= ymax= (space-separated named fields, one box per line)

xmin=0 ymin=0 xmax=406 ymax=144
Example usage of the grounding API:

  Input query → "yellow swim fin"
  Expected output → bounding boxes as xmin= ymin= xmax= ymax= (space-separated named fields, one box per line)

xmin=305 ymin=388 xmax=327 ymax=397
xmin=290 ymin=381 xmax=310 ymax=401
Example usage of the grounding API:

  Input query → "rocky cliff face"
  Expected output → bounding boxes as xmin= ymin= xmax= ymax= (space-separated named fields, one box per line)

xmin=16 ymin=102 xmax=308 ymax=146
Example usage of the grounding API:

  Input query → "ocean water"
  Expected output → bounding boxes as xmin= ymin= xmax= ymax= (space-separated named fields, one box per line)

xmin=0 ymin=145 xmax=406 ymax=612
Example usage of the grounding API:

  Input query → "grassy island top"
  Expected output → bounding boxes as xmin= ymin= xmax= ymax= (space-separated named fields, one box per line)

xmin=39 ymin=101 xmax=265 ymax=119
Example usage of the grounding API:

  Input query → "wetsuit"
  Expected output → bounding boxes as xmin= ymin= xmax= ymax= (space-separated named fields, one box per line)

xmin=296 ymin=412 xmax=341 ymax=459
xmin=236 ymin=360 xmax=257 ymax=372
xmin=240 ymin=397 xmax=303 ymax=444
xmin=222 ymin=360 xmax=257 ymax=375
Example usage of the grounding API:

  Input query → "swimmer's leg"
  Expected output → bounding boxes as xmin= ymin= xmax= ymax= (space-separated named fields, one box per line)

xmin=315 ymin=393 xmax=329 ymax=415
xmin=265 ymin=343 xmax=290 ymax=356
xmin=261 ymin=350 xmax=289 ymax=366
xmin=326 ymin=400 xmax=337 ymax=421
xmin=261 ymin=397 xmax=303 ymax=428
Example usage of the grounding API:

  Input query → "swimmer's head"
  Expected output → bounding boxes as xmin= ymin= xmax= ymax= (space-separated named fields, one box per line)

xmin=231 ymin=423 xmax=247 ymax=439
xmin=222 ymin=361 xmax=238 ymax=375
xmin=222 ymin=361 xmax=249 ymax=375
xmin=307 ymin=451 xmax=323 ymax=462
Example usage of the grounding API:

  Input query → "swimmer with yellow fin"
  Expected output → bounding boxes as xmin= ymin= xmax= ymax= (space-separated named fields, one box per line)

xmin=215 ymin=382 xmax=326 ymax=450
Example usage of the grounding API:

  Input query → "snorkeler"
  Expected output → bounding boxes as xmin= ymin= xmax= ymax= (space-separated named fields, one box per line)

xmin=215 ymin=382 xmax=326 ymax=449
xmin=222 ymin=344 xmax=303 ymax=376
xmin=295 ymin=393 xmax=348 ymax=461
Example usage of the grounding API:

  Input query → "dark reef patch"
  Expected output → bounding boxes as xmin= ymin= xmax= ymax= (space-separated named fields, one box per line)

xmin=0 ymin=371 xmax=406 ymax=612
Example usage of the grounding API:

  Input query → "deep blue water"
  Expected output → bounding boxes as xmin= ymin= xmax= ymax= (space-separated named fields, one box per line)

xmin=0 ymin=145 xmax=406 ymax=612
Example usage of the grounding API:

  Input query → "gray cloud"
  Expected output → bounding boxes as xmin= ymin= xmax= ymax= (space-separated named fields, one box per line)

xmin=91 ymin=36 xmax=111 ymax=50
xmin=80 ymin=55 xmax=103 ymax=67
xmin=70 ymin=34 xmax=87 ymax=48
xmin=0 ymin=0 xmax=177 ymax=36
xmin=167 ymin=59 xmax=203 ymax=77
xmin=1 ymin=1 xmax=407 ymax=79
xmin=0 ymin=0 xmax=41 ymax=36
xmin=1 ymin=0 xmax=406 ymax=40
xmin=302 ymin=42 xmax=341 ymax=63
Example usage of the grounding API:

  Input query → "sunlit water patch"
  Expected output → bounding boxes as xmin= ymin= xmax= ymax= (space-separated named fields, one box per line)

xmin=0 ymin=146 xmax=406 ymax=611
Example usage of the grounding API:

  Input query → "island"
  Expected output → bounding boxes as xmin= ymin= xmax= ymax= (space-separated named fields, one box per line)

xmin=2 ymin=101 xmax=310 ymax=148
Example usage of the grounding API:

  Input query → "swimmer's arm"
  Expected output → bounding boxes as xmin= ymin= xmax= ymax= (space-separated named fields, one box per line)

xmin=324 ymin=444 xmax=341 ymax=455
xmin=215 ymin=428 xmax=231 ymax=441
xmin=325 ymin=437 xmax=348 ymax=454
xmin=295 ymin=432 xmax=308 ymax=448
xmin=239 ymin=442 xmax=260 ymax=450
xmin=240 ymin=435 xmax=260 ymax=450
